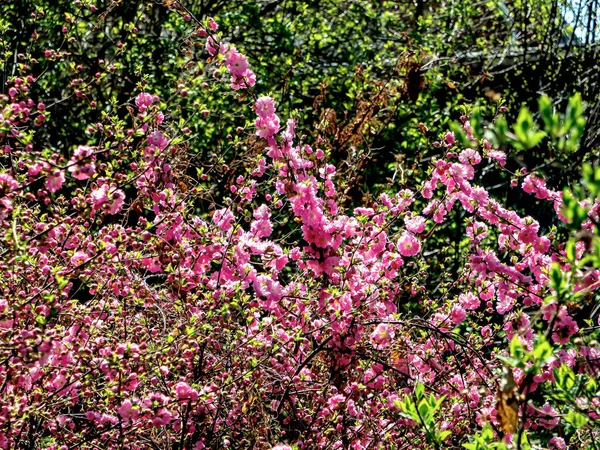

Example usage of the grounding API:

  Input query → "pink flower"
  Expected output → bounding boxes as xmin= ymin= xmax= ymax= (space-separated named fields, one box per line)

xmin=518 ymin=222 xmax=539 ymax=245
xmin=251 ymin=219 xmax=272 ymax=238
xmin=0 ymin=198 xmax=12 ymax=221
xmin=148 ymin=130 xmax=169 ymax=150
xmin=71 ymin=251 xmax=89 ymax=266
xmin=117 ymin=400 xmax=139 ymax=421
xmin=255 ymin=96 xmax=276 ymax=119
xmin=175 ymin=381 xmax=199 ymax=401
xmin=481 ymin=325 xmax=492 ymax=339
xmin=466 ymin=220 xmax=488 ymax=241
xmin=255 ymin=116 xmax=280 ymax=139
xmin=0 ymin=173 xmax=18 ymax=194
xmin=91 ymin=185 xmax=125 ymax=214
xmin=208 ymin=17 xmax=218 ymax=31
xmin=397 ymin=232 xmax=420 ymax=257
xmin=459 ymin=148 xmax=482 ymax=166
xmin=327 ymin=394 xmax=346 ymax=409
xmin=205 ymin=36 xmax=221 ymax=56
xmin=487 ymin=149 xmax=506 ymax=166
xmin=28 ymin=163 xmax=44 ymax=177
xmin=225 ymin=48 xmax=249 ymax=77
xmin=135 ymin=92 xmax=155 ymax=112
xmin=404 ymin=215 xmax=426 ymax=233
xmin=151 ymin=408 xmax=173 ymax=426
xmin=68 ymin=145 xmax=96 ymax=180
xmin=230 ymin=69 xmax=256 ymax=90
xmin=459 ymin=292 xmax=480 ymax=310
xmin=213 ymin=207 xmax=234 ymax=231
xmin=45 ymin=170 xmax=65 ymax=193
xmin=450 ymin=305 xmax=466 ymax=325
xmin=548 ymin=437 xmax=566 ymax=450
xmin=370 ymin=323 xmax=395 ymax=350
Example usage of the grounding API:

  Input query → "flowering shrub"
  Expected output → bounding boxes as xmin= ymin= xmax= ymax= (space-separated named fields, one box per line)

xmin=0 ymin=2 xmax=599 ymax=450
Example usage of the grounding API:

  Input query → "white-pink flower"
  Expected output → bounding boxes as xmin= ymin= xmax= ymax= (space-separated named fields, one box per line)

xmin=459 ymin=292 xmax=480 ymax=310
xmin=404 ymin=215 xmax=426 ymax=233
xmin=70 ymin=251 xmax=89 ymax=266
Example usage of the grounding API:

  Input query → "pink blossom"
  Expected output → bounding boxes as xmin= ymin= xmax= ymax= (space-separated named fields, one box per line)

xmin=255 ymin=116 xmax=280 ymax=139
xmin=459 ymin=148 xmax=481 ymax=165
xmin=175 ymin=381 xmax=199 ymax=401
xmin=255 ymin=96 xmax=276 ymax=119
xmin=548 ymin=437 xmax=566 ymax=450
xmin=404 ymin=214 xmax=426 ymax=233
xmin=135 ymin=92 xmax=155 ymax=112
xmin=397 ymin=232 xmax=420 ymax=257
xmin=481 ymin=325 xmax=492 ymax=339
xmin=205 ymin=36 xmax=224 ymax=56
xmin=370 ymin=323 xmax=394 ymax=350
xmin=28 ymin=163 xmax=45 ymax=177
xmin=117 ymin=400 xmax=139 ymax=421
xmin=151 ymin=408 xmax=173 ymax=426
xmin=225 ymin=48 xmax=249 ymax=77
xmin=230 ymin=69 xmax=256 ymax=90
xmin=213 ymin=207 xmax=234 ymax=231
xmin=148 ymin=130 xmax=169 ymax=150
xmin=71 ymin=251 xmax=89 ymax=266
xmin=68 ymin=145 xmax=96 ymax=180
xmin=45 ymin=170 xmax=65 ymax=193
xmin=0 ymin=198 xmax=12 ymax=221
xmin=487 ymin=149 xmax=506 ymax=166
xmin=450 ymin=305 xmax=467 ymax=325
xmin=466 ymin=220 xmax=488 ymax=241
xmin=90 ymin=184 xmax=125 ymax=214
xmin=327 ymin=394 xmax=346 ymax=410
xmin=0 ymin=173 xmax=18 ymax=193
xmin=459 ymin=292 xmax=480 ymax=310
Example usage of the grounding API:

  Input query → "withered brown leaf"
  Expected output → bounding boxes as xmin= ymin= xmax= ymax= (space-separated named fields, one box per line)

xmin=496 ymin=365 xmax=520 ymax=434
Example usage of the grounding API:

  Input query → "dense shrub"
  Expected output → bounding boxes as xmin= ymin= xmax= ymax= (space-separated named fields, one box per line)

xmin=0 ymin=1 xmax=599 ymax=449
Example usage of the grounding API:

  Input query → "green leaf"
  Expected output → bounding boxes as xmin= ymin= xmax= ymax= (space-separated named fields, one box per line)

xmin=509 ymin=335 xmax=524 ymax=359
xmin=532 ymin=336 xmax=553 ymax=361
xmin=414 ymin=382 xmax=425 ymax=399
xmin=418 ymin=399 xmax=431 ymax=422
xmin=527 ymin=130 xmax=546 ymax=148
xmin=496 ymin=355 xmax=521 ymax=368
xmin=481 ymin=423 xmax=494 ymax=441
xmin=538 ymin=94 xmax=553 ymax=128
xmin=566 ymin=240 xmax=577 ymax=263
xmin=437 ymin=430 xmax=451 ymax=442
xmin=35 ymin=315 xmax=47 ymax=326
xmin=550 ymin=263 xmax=565 ymax=293
xmin=565 ymin=410 xmax=588 ymax=428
